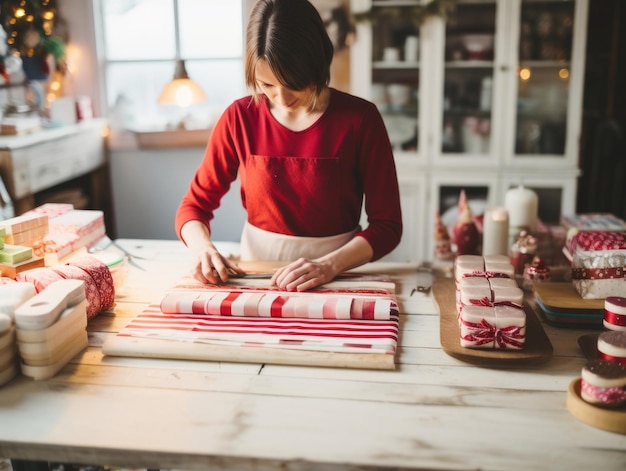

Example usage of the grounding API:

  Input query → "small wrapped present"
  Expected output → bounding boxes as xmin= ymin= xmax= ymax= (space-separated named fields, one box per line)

xmin=459 ymin=304 xmax=526 ymax=349
xmin=568 ymin=231 xmax=626 ymax=299
xmin=40 ymin=209 xmax=106 ymax=265
xmin=0 ymin=213 xmax=49 ymax=246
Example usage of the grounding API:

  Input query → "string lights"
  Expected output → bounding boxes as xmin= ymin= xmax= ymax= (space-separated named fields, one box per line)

xmin=0 ymin=0 xmax=67 ymax=109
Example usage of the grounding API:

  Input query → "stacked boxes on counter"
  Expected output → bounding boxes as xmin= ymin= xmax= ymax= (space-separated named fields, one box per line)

xmin=26 ymin=203 xmax=106 ymax=265
xmin=0 ymin=203 xmax=118 ymax=387
xmin=0 ymin=204 xmax=107 ymax=272
xmin=0 ymin=213 xmax=47 ymax=277
xmin=454 ymin=255 xmax=526 ymax=350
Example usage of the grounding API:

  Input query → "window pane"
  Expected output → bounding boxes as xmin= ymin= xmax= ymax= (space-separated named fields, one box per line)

xmin=179 ymin=0 xmax=243 ymax=58
xmin=103 ymin=0 xmax=176 ymax=60
xmin=107 ymin=61 xmax=174 ymax=128
xmin=107 ymin=60 xmax=246 ymax=129
xmin=186 ymin=60 xmax=246 ymax=110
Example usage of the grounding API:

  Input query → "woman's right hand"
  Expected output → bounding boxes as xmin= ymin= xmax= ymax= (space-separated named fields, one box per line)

xmin=191 ymin=244 xmax=244 ymax=284
xmin=181 ymin=220 xmax=245 ymax=284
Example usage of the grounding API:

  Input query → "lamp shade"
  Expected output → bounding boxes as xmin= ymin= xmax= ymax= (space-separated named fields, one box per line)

xmin=158 ymin=60 xmax=207 ymax=107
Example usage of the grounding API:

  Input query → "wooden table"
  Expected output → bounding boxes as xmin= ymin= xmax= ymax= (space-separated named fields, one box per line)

xmin=1 ymin=239 xmax=625 ymax=471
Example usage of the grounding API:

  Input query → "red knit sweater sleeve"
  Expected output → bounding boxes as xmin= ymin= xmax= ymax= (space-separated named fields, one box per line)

xmin=174 ymin=105 xmax=240 ymax=240
xmin=351 ymin=98 xmax=403 ymax=260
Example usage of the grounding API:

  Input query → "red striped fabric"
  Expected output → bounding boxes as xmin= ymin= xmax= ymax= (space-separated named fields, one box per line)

xmin=118 ymin=305 xmax=399 ymax=355
xmin=160 ymin=285 xmax=398 ymax=320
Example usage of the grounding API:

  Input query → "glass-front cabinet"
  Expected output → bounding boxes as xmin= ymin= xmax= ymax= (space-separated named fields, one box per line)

xmin=440 ymin=1 xmax=497 ymax=157
xmin=513 ymin=0 xmax=577 ymax=159
xmin=350 ymin=0 xmax=588 ymax=262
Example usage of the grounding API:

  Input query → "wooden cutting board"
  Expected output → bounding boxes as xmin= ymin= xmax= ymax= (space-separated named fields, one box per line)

xmin=533 ymin=282 xmax=604 ymax=327
xmin=566 ymin=378 xmax=626 ymax=434
xmin=103 ymin=335 xmax=396 ymax=370
xmin=432 ymin=278 xmax=553 ymax=367
xmin=533 ymin=283 xmax=604 ymax=311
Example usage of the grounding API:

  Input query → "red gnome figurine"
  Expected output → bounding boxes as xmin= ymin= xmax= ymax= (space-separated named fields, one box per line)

xmin=434 ymin=211 xmax=454 ymax=261
xmin=452 ymin=190 xmax=480 ymax=255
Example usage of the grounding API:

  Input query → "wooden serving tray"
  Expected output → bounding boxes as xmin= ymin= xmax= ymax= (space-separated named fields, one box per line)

xmin=533 ymin=283 xmax=604 ymax=327
xmin=533 ymin=283 xmax=604 ymax=311
xmin=432 ymin=278 xmax=553 ymax=367
xmin=566 ymin=378 xmax=626 ymax=434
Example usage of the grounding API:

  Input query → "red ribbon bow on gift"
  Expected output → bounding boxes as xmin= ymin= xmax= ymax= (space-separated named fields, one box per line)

xmin=461 ymin=318 xmax=525 ymax=348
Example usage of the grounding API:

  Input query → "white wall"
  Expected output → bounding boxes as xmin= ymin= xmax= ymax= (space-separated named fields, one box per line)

xmin=110 ymin=147 xmax=247 ymax=241
xmin=57 ymin=0 xmax=103 ymax=116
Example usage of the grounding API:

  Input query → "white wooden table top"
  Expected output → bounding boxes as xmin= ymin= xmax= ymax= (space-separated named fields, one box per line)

xmin=1 ymin=239 xmax=625 ymax=471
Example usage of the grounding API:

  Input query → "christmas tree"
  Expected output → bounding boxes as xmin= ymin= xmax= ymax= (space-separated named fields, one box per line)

xmin=0 ymin=0 xmax=66 ymax=72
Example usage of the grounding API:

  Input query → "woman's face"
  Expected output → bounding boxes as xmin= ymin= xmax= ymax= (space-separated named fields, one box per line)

xmin=254 ymin=60 xmax=314 ymax=112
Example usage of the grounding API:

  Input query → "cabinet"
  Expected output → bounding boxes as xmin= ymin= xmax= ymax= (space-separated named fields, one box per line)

xmin=0 ymin=118 xmax=112 ymax=229
xmin=350 ymin=0 xmax=588 ymax=262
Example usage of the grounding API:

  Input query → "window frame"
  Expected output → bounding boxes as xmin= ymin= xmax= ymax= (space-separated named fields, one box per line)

xmin=94 ymin=0 xmax=246 ymax=131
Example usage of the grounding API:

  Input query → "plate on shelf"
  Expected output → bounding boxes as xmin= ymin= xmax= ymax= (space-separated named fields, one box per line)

xmin=566 ymin=378 xmax=626 ymax=434
xmin=432 ymin=278 xmax=553 ymax=367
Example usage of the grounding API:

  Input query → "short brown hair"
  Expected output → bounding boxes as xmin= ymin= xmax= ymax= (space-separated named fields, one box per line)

xmin=245 ymin=0 xmax=334 ymax=100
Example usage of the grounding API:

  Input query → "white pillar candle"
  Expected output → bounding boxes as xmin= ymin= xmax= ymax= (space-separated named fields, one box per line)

xmin=482 ymin=207 xmax=509 ymax=256
xmin=505 ymin=185 xmax=538 ymax=239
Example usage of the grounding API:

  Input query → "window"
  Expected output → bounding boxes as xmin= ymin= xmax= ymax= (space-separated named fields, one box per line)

xmin=97 ymin=0 xmax=245 ymax=130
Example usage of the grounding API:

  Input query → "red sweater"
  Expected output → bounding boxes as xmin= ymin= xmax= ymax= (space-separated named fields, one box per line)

xmin=175 ymin=88 xmax=402 ymax=261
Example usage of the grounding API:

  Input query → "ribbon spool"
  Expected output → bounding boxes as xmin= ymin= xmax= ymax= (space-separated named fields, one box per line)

xmin=604 ymin=296 xmax=626 ymax=331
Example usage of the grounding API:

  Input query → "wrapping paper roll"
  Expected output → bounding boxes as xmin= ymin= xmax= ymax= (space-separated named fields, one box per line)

xmin=16 ymin=268 xmax=64 ymax=293
xmin=52 ymin=264 xmax=102 ymax=320
xmin=14 ymin=255 xmax=115 ymax=321
xmin=68 ymin=256 xmax=115 ymax=312
xmin=604 ymin=296 xmax=626 ymax=331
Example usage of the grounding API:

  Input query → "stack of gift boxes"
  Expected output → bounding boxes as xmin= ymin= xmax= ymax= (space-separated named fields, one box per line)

xmin=0 ymin=203 xmax=106 ymax=276
xmin=0 ymin=204 xmax=115 ymax=387
xmin=0 ymin=213 xmax=47 ymax=277
xmin=454 ymin=254 xmax=527 ymax=350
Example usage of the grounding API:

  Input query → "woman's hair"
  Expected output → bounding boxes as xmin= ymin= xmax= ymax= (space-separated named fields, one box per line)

xmin=245 ymin=0 xmax=334 ymax=101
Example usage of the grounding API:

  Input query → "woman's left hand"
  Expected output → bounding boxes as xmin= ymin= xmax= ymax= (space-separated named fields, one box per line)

xmin=271 ymin=258 xmax=337 ymax=291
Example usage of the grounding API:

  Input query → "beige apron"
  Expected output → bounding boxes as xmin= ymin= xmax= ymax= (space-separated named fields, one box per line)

xmin=240 ymin=221 xmax=359 ymax=261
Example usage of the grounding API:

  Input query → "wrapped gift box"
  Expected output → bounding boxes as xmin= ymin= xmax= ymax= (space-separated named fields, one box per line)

xmin=0 ymin=213 xmax=48 ymax=246
xmin=568 ymin=231 xmax=626 ymax=299
xmin=27 ymin=208 xmax=106 ymax=265
xmin=459 ymin=304 xmax=526 ymax=349
xmin=48 ymin=209 xmax=105 ymax=242
xmin=40 ymin=233 xmax=82 ymax=266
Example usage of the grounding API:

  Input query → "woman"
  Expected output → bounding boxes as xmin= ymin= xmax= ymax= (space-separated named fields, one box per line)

xmin=175 ymin=0 xmax=402 ymax=292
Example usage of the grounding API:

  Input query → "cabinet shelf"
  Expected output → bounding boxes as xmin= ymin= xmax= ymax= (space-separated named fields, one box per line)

xmin=373 ymin=61 xmax=420 ymax=69
xmin=444 ymin=60 xmax=494 ymax=69
xmin=518 ymin=60 xmax=571 ymax=68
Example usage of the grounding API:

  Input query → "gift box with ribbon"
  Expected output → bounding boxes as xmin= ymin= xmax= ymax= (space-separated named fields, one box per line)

xmin=567 ymin=231 xmax=626 ymax=299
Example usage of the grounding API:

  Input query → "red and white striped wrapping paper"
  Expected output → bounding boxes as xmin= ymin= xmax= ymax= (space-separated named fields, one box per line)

xmin=105 ymin=277 xmax=401 ymax=367
xmin=160 ymin=285 xmax=398 ymax=320
xmin=117 ymin=304 xmax=400 ymax=355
